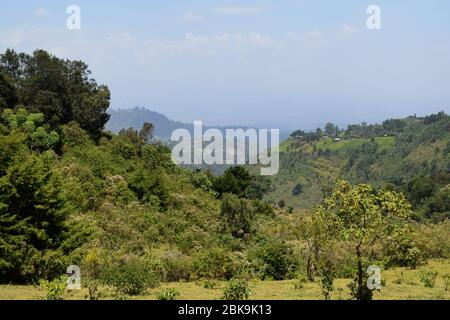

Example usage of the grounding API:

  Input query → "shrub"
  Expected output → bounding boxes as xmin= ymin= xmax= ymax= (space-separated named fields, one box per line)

xmin=419 ymin=269 xmax=438 ymax=288
xmin=293 ymin=274 xmax=307 ymax=290
xmin=220 ymin=194 xmax=255 ymax=238
xmin=39 ymin=275 xmax=68 ymax=300
xmin=222 ymin=278 xmax=251 ymax=300
xmin=202 ymin=279 xmax=219 ymax=289
xmin=157 ymin=288 xmax=180 ymax=300
xmin=317 ymin=260 xmax=335 ymax=300
xmin=249 ymin=239 xmax=294 ymax=280
xmin=192 ymin=248 xmax=243 ymax=281
xmin=162 ymin=252 xmax=192 ymax=282
xmin=104 ymin=258 xmax=160 ymax=296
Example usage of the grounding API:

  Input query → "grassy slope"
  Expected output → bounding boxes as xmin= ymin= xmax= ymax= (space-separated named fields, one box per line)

xmin=266 ymin=128 xmax=449 ymax=209
xmin=2 ymin=260 xmax=449 ymax=300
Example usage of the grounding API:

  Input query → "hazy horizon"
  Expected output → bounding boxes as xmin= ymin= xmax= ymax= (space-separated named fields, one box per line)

xmin=1 ymin=1 xmax=449 ymax=128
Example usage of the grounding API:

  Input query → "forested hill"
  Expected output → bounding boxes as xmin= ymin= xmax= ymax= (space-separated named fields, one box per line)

xmin=265 ymin=113 xmax=450 ymax=221
xmin=106 ymin=108 xmax=191 ymax=139
xmin=106 ymin=107 xmax=292 ymax=143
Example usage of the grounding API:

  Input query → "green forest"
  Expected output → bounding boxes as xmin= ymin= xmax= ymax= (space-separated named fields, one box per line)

xmin=0 ymin=49 xmax=449 ymax=300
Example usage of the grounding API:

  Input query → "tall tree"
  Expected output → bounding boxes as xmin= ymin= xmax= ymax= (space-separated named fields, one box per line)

xmin=314 ymin=181 xmax=411 ymax=300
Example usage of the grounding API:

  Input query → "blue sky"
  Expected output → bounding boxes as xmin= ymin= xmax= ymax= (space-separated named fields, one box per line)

xmin=1 ymin=1 xmax=449 ymax=129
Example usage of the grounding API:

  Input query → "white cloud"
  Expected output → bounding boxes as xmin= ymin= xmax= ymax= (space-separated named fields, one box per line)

xmin=33 ymin=8 xmax=49 ymax=18
xmin=180 ymin=11 xmax=204 ymax=24
xmin=105 ymin=31 xmax=275 ymax=64
xmin=288 ymin=31 xmax=325 ymax=48
xmin=212 ymin=5 xmax=266 ymax=15
xmin=340 ymin=25 xmax=360 ymax=36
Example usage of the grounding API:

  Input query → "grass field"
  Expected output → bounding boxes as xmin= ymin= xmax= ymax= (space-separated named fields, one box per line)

xmin=1 ymin=259 xmax=449 ymax=300
xmin=279 ymin=136 xmax=396 ymax=155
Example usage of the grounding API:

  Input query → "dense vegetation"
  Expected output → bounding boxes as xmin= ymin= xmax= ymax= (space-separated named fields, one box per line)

xmin=0 ymin=49 xmax=449 ymax=300
xmin=270 ymin=114 xmax=450 ymax=222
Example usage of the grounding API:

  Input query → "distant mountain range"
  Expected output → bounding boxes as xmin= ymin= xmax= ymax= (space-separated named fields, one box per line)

xmin=106 ymin=107 xmax=292 ymax=142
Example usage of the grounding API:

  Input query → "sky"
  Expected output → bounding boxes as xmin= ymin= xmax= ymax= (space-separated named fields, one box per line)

xmin=1 ymin=0 xmax=449 ymax=129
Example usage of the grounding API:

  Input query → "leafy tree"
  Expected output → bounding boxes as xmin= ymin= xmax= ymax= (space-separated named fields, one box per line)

xmin=325 ymin=123 xmax=337 ymax=136
xmin=250 ymin=238 xmax=293 ymax=280
xmin=314 ymin=181 xmax=411 ymax=300
xmin=220 ymin=193 xmax=255 ymax=238
xmin=0 ymin=71 xmax=18 ymax=109
xmin=139 ymin=122 xmax=155 ymax=144
xmin=0 ymin=49 xmax=110 ymax=136
xmin=0 ymin=152 xmax=69 ymax=283
xmin=213 ymin=166 xmax=252 ymax=198
xmin=222 ymin=278 xmax=251 ymax=300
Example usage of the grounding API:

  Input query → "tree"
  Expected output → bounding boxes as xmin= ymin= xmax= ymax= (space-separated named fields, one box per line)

xmin=0 ymin=152 xmax=69 ymax=283
xmin=0 ymin=49 xmax=111 ymax=136
xmin=139 ymin=122 xmax=155 ymax=144
xmin=220 ymin=193 xmax=255 ymax=238
xmin=314 ymin=181 xmax=411 ymax=300
xmin=0 ymin=71 xmax=18 ymax=109
xmin=213 ymin=166 xmax=252 ymax=198
xmin=325 ymin=123 xmax=337 ymax=136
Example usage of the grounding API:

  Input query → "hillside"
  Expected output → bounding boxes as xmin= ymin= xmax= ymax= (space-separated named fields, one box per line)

xmin=265 ymin=114 xmax=450 ymax=221
xmin=106 ymin=108 xmax=191 ymax=139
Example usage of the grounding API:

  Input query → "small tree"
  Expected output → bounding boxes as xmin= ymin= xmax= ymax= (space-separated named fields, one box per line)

xmin=221 ymin=194 xmax=255 ymax=238
xmin=39 ymin=275 xmax=68 ymax=300
xmin=314 ymin=181 xmax=411 ymax=300
xmin=222 ymin=278 xmax=251 ymax=300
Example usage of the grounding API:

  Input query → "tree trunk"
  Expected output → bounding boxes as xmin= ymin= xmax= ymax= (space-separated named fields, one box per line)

xmin=356 ymin=247 xmax=364 ymax=300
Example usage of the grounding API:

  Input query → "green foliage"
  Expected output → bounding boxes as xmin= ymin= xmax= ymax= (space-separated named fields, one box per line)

xmin=0 ymin=152 xmax=69 ymax=283
xmin=157 ymin=288 xmax=180 ymax=300
xmin=314 ymin=181 xmax=411 ymax=300
xmin=192 ymin=248 xmax=243 ymax=281
xmin=103 ymin=257 xmax=160 ymax=296
xmin=383 ymin=234 xmax=425 ymax=269
xmin=202 ymin=279 xmax=219 ymax=289
xmin=317 ymin=259 xmax=335 ymax=300
xmin=222 ymin=278 xmax=251 ymax=300
xmin=419 ymin=269 xmax=438 ymax=288
xmin=213 ymin=166 xmax=252 ymax=198
xmin=1 ymin=108 xmax=58 ymax=152
xmin=250 ymin=239 xmax=294 ymax=280
xmin=0 ymin=49 xmax=110 ymax=136
xmin=39 ymin=275 xmax=68 ymax=300
xmin=293 ymin=274 xmax=307 ymax=290
xmin=220 ymin=194 xmax=255 ymax=238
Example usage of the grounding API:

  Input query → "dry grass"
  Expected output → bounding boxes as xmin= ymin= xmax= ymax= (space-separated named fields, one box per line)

xmin=1 ymin=259 xmax=449 ymax=300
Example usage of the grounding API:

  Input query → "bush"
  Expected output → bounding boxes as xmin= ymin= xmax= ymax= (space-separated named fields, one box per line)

xmin=162 ymin=252 xmax=192 ymax=282
xmin=104 ymin=258 xmax=160 ymax=296
xmin=249 ymin=239 xmax=294 ymax=280
xmin=157 ymin=288 xmax=180 ymax=300
xmin=202 ymin=279 xmax=219 ymax=289
xmin=222 ymin=278 xmax=251 ymax=300
xmin=383 ymin=236 xmax=425 ymax=269
xmin=293 ymin=274 xmax=307 ymax=290
xmin=317 ymin=260 xmax=335 ymax=300
xmin=220 ymin=194 xmax=256 ymax=238
xmin=192 ymin=248 xmax=244 ymax=281
xmin=39 ymin=275 xmax=68 ymax=300
xmin=419 ymin=269 xmax=438 ymax=288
